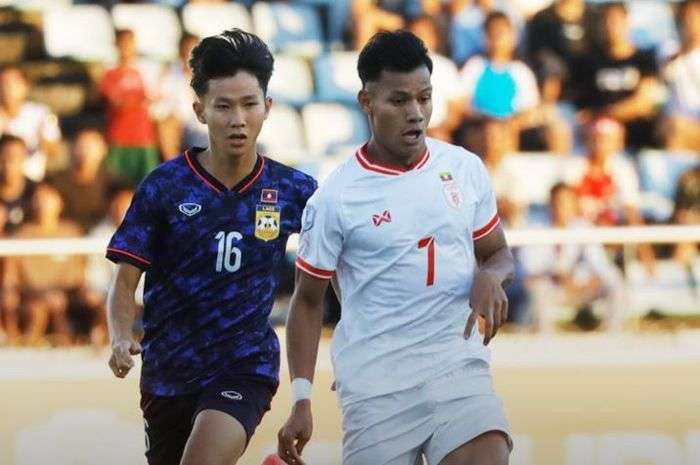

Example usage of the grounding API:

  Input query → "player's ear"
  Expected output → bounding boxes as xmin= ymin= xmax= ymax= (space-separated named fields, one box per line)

xmin=193 ymin=98 xmax=206 ymax=124
xmin=264 ymin=96 xmax=272 ymax=119
xmin=358 ymin=89 xmax=372 ymax=116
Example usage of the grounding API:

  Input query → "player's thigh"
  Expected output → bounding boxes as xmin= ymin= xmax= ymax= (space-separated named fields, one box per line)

xmin=180 ymin=409 xmax=247 ymax=465
xmin=437 ymin=431 xmax=510 ymax=465
xmin=424 ymin=363 xmax=512 ymax=465
xmin=141 ymin=391 xmax=198 ymax=465
xmin=342 ymin=389 xmax=431 ymax=465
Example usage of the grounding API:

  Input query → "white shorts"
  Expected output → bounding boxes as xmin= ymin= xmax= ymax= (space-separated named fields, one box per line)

xmin=341 ymin=360 xmax=512 ymax=465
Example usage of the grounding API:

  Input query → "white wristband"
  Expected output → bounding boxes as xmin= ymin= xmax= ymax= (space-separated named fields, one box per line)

xmin=291 ymin=378 xmax=312 ymax=403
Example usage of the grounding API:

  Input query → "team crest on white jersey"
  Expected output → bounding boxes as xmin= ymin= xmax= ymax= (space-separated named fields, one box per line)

xmin=440 ymin=172 xmax=463 ymax=209
xmin=178 ymin=203 xmax=202 ymax=216
xmin=255 ymin=204 xmax=280 ymax=241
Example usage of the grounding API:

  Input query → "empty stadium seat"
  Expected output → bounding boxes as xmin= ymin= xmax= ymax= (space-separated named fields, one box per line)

xmin=257 ymin=104 xmax=307 ymax=163
xmin=302 ymin=102 xmax=369 ymax=156
xmin=252 ymin=2 xmax=323 ymax=58
xmin=314 ymin=51 xmax=361 ymax=105
xmin=628 ymin=0 xmax=679 ymax=57
xmin=112 ymin=4 xmax=180 ymax=61
xmin=268 ymin=54 xmax=314 ymax=107
xmin=626 ymin=259 xmax=700 ymax=316
xmin=44 ymin=5 xmax=116 ymax=62
xmin=182 ymin=3 xmax=253 ymax=39
xmin=637 ymin=150 xmax=699 ymax=222
xmin=429 ymin=54 xmax=462 ymax=129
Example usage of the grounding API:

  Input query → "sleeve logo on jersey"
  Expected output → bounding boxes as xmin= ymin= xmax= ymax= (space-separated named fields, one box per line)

xmin=440 ymin=172 xmax=463 ymax=209
xmin=255 ymin=204 xmax=281 ymax=241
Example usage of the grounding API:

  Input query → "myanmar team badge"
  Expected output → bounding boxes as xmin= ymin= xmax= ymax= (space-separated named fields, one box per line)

xmin=255 ymin=204 xmax=281 ymax=241
xmin=440 ymin=171 xmax=463 ymax=209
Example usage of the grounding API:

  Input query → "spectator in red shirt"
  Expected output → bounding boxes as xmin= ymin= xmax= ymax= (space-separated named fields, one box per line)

xmin=100 ymin=29 xmax=158 ymax=186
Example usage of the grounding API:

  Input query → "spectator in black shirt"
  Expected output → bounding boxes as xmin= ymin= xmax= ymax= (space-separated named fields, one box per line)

xmin=574 ymin=2 xmax=665 ymax=151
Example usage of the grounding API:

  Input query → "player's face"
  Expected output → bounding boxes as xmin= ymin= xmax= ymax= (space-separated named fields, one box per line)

xmin=194 ymin=70 xmax=271 ymax=161
xmin=359 ymin=66 xmax=432 ymax=162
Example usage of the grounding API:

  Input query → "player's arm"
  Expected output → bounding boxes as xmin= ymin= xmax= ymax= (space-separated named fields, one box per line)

xmin=466 ymin=224 xmax=515 ymax=345
xmin=277 ymin=269 xmax=329 ymax=465
xmin=107 ymin=263 xmax=143 ymax=378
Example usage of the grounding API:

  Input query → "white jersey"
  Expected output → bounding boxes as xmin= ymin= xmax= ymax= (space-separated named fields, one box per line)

xmin=296 ymin=138 xmax=501 ymax=407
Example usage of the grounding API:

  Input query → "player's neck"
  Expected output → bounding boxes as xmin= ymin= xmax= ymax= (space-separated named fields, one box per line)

xmin=366 ymin=139 xmax=425 ymax=169
xmin=200 ymin=148 xmax=258 ymax=190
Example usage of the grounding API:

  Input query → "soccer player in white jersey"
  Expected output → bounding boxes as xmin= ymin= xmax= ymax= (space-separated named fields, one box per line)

xmin=277 ymin=30 xmax=515 ymax=465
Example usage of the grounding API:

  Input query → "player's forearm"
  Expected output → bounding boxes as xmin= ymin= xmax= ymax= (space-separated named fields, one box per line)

xmin=107 ymin=267 xmax=141 ymax=343
xmin=286 ymin=291 xmax=325 ymax=383
xmin=478 ymin=246 xmax=515 ymax=289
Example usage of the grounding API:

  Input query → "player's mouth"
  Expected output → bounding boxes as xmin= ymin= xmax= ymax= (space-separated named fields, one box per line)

xmin=228 ymin=134 xmax=247 ymax=146
xmin=401 ymin=129 xmax=423 ymax=144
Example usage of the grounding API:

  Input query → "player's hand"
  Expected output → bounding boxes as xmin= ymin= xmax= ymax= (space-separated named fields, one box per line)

xmin=109 ymin=339 xmax=141 ymax=378
xmin=466 ymin=269 xmax=508 ymax=345
xmin=277 ymin=401 xmax=313 ymax=465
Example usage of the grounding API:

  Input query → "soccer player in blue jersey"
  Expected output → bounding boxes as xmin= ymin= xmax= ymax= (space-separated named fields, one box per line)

xmin=105 ymin=29 xmax=317 ymax=465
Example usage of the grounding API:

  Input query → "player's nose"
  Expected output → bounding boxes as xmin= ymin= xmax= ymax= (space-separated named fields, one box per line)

xmin=405 ymin=99 xmax=424 ymax=123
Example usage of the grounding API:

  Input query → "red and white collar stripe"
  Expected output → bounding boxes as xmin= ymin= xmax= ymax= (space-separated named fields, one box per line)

xmin=355 ymin=144 xmax=430 ymax=176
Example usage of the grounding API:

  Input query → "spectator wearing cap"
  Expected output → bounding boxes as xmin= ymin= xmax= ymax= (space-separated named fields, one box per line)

xmin=0 ymin=65 xmax=62 ymax=182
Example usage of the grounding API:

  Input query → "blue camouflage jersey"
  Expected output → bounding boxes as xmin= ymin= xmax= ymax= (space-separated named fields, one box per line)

xmin=107 ymin=149 xmax=317 ymax=396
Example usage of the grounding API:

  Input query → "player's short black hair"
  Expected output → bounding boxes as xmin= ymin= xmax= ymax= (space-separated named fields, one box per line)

xmin=357 ymin=30 xmax=432 ymax=87
xmin=189 ymin=28 xmax=274 ymax=97
xmin=0 ymin=134 xmax=26 ymax=153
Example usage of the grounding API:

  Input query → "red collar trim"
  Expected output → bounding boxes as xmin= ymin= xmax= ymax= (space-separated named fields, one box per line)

xmin=355 ymin=144 xmax=430 ymax=176
xmin=184 ymin=150 xmax=265 ymax=194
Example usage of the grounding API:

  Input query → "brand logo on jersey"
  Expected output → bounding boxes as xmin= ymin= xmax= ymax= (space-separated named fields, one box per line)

xmin=372 ymin=210 xmax=392 ymax=226
xmin=440 ymin=172 xmax=463 ymax=209
xmin=221 ymin=390 xmax=243 ymax=401
xmin=255 ymin=204 xmax=280 ymax=241
xmin=261 ymin=189 xmax=278 ymax=203
xmin=178 ymin=203 xmax=202 ymax=216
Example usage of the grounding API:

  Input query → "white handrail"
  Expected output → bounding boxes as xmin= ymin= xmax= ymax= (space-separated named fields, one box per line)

xmin=0 ymin=225 xmax=697 ymax=256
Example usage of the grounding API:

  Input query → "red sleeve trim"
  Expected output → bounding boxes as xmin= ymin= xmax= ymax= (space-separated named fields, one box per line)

xmin=472 ymin=214 xmax=500 ymax=241
xmin=295 ymin=256 xmax=334 ymax=280
xmin=107 ymin=247 xmax=152 ymax=266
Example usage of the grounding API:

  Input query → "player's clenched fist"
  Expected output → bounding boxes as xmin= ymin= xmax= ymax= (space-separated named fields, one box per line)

xmin=466 ymin=269 xmax=509 ymax=345
xmin=277 ymin=401 xmax=313 ymax=465
xmin=109 ymin=339 xmax=141 ymax=378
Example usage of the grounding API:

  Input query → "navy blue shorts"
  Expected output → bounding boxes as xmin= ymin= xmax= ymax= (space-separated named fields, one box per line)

xmin=140 ymin=374 xmax=278 ymax=465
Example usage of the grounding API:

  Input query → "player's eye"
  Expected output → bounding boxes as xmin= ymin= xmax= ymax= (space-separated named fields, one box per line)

xmin=391 ymin=98 xmax=406 ymax=105
xmin=215 ymin=104 xmax=229 ymax=110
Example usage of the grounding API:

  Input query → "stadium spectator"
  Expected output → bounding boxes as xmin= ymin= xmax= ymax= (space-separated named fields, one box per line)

xmin=671 ymin=165 xmax=699 ymax=266
xmin=525 ymin=0 xmax=593 ymax=100
xmin=100 ymin=29 xmax=158 ymax=186
xmin=153 ymin=32 xmax=207 ymax=157
xmin=522 ymin=182 xmax=626 ymax=333
xmin=351 ymin=0 xmax=405 ymax=49
xmin=48 ymin=128 xmax=115 ymax=232
xmin=12 ymin=184 xmax=101 ymax=346
xmin=0 ymin=64 xmax=62 ymax=182
xmin=454 ymin=11 xmax=540 ymax=153
xmin=663 ymin=0 xmax=700 ymax=152
xmin=574 ymin=1 xmax=665 ymax=151
xmin=0 ymin=203 xmax=21 ymax=345
xmin=571 ymin=117 xmax=656 ymax=273
xmin=0 ymin=134 xmax=36 ymax=234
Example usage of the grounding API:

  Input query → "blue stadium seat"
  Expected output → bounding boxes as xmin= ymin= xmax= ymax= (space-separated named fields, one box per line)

xmin=252 ymin=2 xmax=323 ymax=58
xmin=637 ymin=150 xmax=699 ymax=222
xmin=626 ymin=259 xmax=700 ymax=316
xmin=628 ymin=0 xmax=679 ymax=57
xmin=268 ymin=54 xmax=315 ymax=107
xmin=313 ymin=51 xmax=361 ymax=105
xmin=112 ymin=4 xmax=181 ymax=61
xmin=302 ymin=102 xmax=369 ymax=156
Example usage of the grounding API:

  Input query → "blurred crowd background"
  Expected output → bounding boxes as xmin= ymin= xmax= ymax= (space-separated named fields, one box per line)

xmin=0 ymin=0 xmax=697 ymax=347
